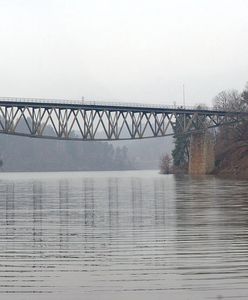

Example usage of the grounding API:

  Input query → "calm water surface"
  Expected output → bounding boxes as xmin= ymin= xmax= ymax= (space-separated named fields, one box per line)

xmin=0 ymin=170 xmax=248 ymax=300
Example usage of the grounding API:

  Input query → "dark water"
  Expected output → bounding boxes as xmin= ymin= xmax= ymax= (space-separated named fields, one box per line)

xmin=0 ymin=171 xmax=248 ymax=300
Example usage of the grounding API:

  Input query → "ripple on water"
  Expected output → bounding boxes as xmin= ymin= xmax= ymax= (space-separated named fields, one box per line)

xmin=0 ymin=171 xmax=248 ymax=300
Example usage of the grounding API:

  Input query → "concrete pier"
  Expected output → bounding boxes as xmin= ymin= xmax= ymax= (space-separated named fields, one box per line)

xmin=189 ymin=132 xmax=215 ymax=175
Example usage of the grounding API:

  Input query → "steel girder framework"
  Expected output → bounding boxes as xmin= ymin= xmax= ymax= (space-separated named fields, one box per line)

xmin=0 ymin=99 xmax=246 ymax=141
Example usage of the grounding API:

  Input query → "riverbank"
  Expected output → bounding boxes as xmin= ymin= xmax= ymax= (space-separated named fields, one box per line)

xmin=213 ymin=141 xmax=248 ymax=179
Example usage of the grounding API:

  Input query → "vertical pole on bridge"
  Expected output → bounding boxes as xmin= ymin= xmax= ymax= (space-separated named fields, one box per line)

xmin=183 ymin=84 xmax=186 ymax=131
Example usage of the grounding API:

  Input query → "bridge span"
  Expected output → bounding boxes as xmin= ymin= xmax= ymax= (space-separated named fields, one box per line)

xmin=0 ymin=97 xmax=246 ymax=141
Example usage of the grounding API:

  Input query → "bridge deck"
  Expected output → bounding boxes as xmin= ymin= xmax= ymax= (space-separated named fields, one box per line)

xmin=0 ymin=97 xmax=242 ymax=115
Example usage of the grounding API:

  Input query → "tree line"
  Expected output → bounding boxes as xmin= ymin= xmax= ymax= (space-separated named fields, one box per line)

xmin=160 ymin=82 xmax=248 ymax=174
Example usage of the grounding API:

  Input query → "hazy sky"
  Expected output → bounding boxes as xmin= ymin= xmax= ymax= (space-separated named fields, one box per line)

xmin=0 ymin=0 xmax=247 ymax=106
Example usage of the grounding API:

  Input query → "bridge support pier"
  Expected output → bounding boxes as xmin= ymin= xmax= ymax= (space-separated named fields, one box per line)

xmin=188 ymin=132 xmax=215 ymax=175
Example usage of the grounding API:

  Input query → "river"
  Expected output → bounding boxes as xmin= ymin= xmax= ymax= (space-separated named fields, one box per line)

xmin=0 ymin=170 xmax=248 ymax=300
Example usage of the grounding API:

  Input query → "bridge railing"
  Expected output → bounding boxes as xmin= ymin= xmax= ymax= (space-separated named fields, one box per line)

xmin=0 ymin=96 xmax=240 ymax=112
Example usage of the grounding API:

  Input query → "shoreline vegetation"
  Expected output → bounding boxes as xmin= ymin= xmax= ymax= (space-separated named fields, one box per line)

xmin=160 ymin=82 xmax=248 ymax=179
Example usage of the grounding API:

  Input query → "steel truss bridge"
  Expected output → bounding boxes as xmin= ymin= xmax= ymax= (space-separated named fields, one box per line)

xmin=0 ymin=97 xmax=246 ymax=141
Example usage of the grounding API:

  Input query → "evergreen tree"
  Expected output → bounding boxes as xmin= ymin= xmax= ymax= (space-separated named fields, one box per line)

xmin=172 ymin=135 xmax=189 ymax=167
xmin=171 ymin=114 xmax=189 ymax=167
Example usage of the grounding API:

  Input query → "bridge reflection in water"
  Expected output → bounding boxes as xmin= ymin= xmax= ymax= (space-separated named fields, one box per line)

xmin=0 ymin=171 xmax=248 ymax=299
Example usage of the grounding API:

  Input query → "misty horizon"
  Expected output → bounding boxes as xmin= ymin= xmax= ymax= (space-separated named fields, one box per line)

xmin=0 ymin=0 xmax=247 ymax=107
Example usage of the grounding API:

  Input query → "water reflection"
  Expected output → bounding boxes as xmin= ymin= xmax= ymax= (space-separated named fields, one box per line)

xmin=32 ymin=182 xmax=43 ymax=246
xmin=0 ymin=172 xmax=247 ymax=299
xmin=5 ymin=183 xmax=15 ymax=239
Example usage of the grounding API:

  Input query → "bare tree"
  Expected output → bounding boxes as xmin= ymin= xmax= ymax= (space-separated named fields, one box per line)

xmin=213 ymin=89 xmax=244 ymax=111
xmin=241 ymin=82 xmax=248 ymax=104
xmin=160 ymin=154 xmax=172 ymax=174
xmin=214 ymin=85 xmax=248 ymax=155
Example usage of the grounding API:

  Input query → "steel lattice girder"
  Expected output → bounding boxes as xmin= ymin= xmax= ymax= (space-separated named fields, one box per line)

xmin=0 ymin=100 xmax=246 ymax=141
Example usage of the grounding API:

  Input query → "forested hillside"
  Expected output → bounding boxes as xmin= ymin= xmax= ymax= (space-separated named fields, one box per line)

xmin=213 ymin=83 xmax=248 ymax=178
xmin=0 ymin=123 xmax=173 ymax=172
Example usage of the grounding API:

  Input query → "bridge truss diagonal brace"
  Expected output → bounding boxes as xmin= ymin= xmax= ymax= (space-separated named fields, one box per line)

xmin=0 ymin=101 xmax=246 ymax=141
